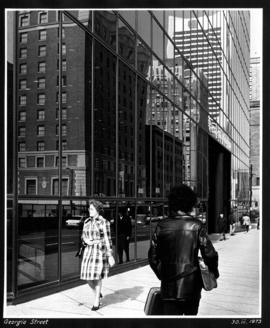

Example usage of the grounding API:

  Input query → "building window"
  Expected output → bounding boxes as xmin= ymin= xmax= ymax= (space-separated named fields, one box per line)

xmin=62 ymin=140 xmax=67 ymax=150
xmin=39 ymin=12 xmax=48 ymax=24
xmin=57 ymin=27 xmax=65 ymax=38
xmin=19 ymin=111 xmax=26 ymax=121
xmin=52 ymin=178 xmax=68 ymax=196
xmin=18 ymin=126 xmax=26 ymax=137
xmin=56 ymin=108 xmax=67 ymax=120
xmin=19 ymin=63 xmax=27 ymax=74
xmin=19 ymin=32 xmax=28 ymax=43
xmin=19 ymin=95 xmax=27 ymax=106
xmin=26 ymin=179 xmax=37 ymax=195
xmin=38 ymin=62 xmax=46 ymax=73
xmin=37 ymin=141 xmax=45 ymax=151
xmin=19 ymin=15 xmax=29 ymax=27
xmin=56 ymin=92 xmax=67 ymax=103
xmin=37 ymin=94 xmax=46 ymax=105
xmin=19 ymin=79 xmax=27 ymax=90
xmin=57 ymin=59 xmax=67 ymax=71
xmin=19 ymin=157 xmax=26 ymax=168
xmin=62 ymin=92 xmax=67 ymax=103
xmin=39 ymin=30 xmax=47 ymax=41
xmin=37 ymin=157 xmax=44 ymax=167
xmin=62 ymin=124 xmax=67 ymax=136
xmin=37 ymin=78 xmax=45 ymax=89
xmin=58 ymin=43 xmax=66 ymax=55
xmin=18 ymin=142 xmax=26 ymax=152
xmin=56 ymin=124 xmax=67 ymax=136
xmin=57 ymin=75 xmax=67 ymax=86
xmin=37 ymin=109 xmax=45 ymax=120
xmin=38 ymin=45 xmax=46 ymax=57
xmin=55 ymin=156 xmax=67 ymax=167
xmin=20 ymin=48 xmax=27 ymax=59
xmin=56 ymin=140 xmax=67 ymax=150
xmin=37 ymin=125 xmax=45 ymax=136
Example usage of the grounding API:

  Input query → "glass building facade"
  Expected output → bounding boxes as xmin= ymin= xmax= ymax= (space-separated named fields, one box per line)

xmin=6 ymin=10 xmax=250 ymax=301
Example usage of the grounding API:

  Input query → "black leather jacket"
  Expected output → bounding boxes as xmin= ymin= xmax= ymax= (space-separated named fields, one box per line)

xmin=148 ymin=214 xmax=219 ymax=300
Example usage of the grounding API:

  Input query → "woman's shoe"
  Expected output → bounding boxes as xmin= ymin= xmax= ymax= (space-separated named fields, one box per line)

xmin=91 ymin=303 xmax=100 ymax=311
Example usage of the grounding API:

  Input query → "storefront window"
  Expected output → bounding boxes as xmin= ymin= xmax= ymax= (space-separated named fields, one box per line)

xmin=17 ymin=201 xmax=59 ymax=289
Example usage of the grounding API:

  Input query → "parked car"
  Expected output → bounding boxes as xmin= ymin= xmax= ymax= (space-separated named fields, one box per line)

xmin=136 ymin=214 xmax=147 ymax=225
xmin=145 ymin=216 xmax=164 ymax=224
xmin=65 ymin=215 xmax=85 ymax=228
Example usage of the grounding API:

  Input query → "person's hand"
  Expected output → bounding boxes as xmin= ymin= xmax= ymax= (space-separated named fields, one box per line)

xmin=108 ymin=255 xmax=115 ymax=267
xmin=126 ymin=236 xmax=130 ymax=241
xmin=83 ymin=238 xmax=92 ymax=245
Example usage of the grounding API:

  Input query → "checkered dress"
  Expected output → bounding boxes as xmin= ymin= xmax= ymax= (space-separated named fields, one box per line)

xmin=80 ymin=216 xmax=113 ymax=281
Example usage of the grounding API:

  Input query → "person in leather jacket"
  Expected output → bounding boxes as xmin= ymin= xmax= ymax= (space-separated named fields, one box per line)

xmin=148 ymin=184 xmax=219 ymax=315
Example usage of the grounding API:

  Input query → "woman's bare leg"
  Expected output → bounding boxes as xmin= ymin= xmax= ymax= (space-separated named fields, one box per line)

xmin=93 ymin=280 xmax=102 ymax=307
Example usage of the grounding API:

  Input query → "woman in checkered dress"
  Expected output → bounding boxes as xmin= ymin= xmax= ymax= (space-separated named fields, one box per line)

xmin=80 ymin=200 xmax=115 ymax=310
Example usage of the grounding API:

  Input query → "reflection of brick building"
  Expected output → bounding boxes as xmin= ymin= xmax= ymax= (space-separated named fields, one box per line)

xmin=145 ymin=125 xmax=183 ymax=197
xmin=16 ymin=11 xmax=151 ymax=197
xmin=17 ymin=11 xmax=87 ymax=196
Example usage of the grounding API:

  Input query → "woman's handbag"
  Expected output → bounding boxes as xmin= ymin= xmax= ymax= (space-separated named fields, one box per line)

xmin=75 ymin=242 xmax=85 ymax=258
xmin=198 ymin=251 xmax=217 ymax=291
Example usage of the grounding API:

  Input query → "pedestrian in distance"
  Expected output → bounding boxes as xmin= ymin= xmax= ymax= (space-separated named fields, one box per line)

xmin=219 ymin=213 xmax=227 ymax=240
xmin=242 ymin=213 xmax=251 ymax=232
xmin=148 ymin=184 xmax=219 ymax=315
xmin=257 ymin=217 xmax=260 ymax=230
xmin=229 ymin=209 xmax=236 ymax=236
xmin=116 ymin=210 xmax=132 ymax=264
xmin=80 ymin=199 xmax=115 ymax=311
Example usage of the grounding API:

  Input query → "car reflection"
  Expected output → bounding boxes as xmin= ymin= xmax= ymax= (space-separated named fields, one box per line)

xmin=65 ymin=215 xmax=85 ymax=228
xmin=145 ymin=215 xmax=164 ymax=224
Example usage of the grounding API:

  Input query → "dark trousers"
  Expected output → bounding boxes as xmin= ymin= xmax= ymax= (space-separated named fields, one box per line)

xmin=162 ymin=298 xmax=200 ymax=315
xmin=117 ymin=234 xmax=130 ymax=263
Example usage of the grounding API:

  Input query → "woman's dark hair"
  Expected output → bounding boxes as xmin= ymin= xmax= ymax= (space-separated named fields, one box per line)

xmin=88 ymin=199 xmax=104 ymax=215
xmin=168 ymin=184 xmax=197 ymax=214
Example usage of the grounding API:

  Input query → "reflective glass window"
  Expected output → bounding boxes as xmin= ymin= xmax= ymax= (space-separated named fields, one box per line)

xmin=118 ymin=11 xmax=136 ymax=30
xmin=118 ymin=61 xmax=135 ymax=197
xmin=152 ymin=18 xmax=164 ymax=60
xmin=137 ymin=39 xmax=151 ymax=79
xmin=118 ymin=18 xmax=136 ymax=67
xmin=17 ymin=201 xmax=59 ymax=289
xmin=135 ymin=202 xmax=151 ymax=260
xmin=137 ymin=11 xmax=151 ymax=47
xmin=137 ymin=76 xmax=148 ymax=198
xmin=94 ymin=11 xmax=117 ymax=50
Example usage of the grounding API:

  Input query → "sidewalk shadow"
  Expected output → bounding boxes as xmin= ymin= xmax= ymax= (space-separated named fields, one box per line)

xmin=101 ymin=286 xmax=145 ymax=306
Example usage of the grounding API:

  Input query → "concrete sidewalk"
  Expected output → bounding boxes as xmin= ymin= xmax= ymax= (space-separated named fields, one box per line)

xmin=4 ymin=227 xmax=261 ymax=318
